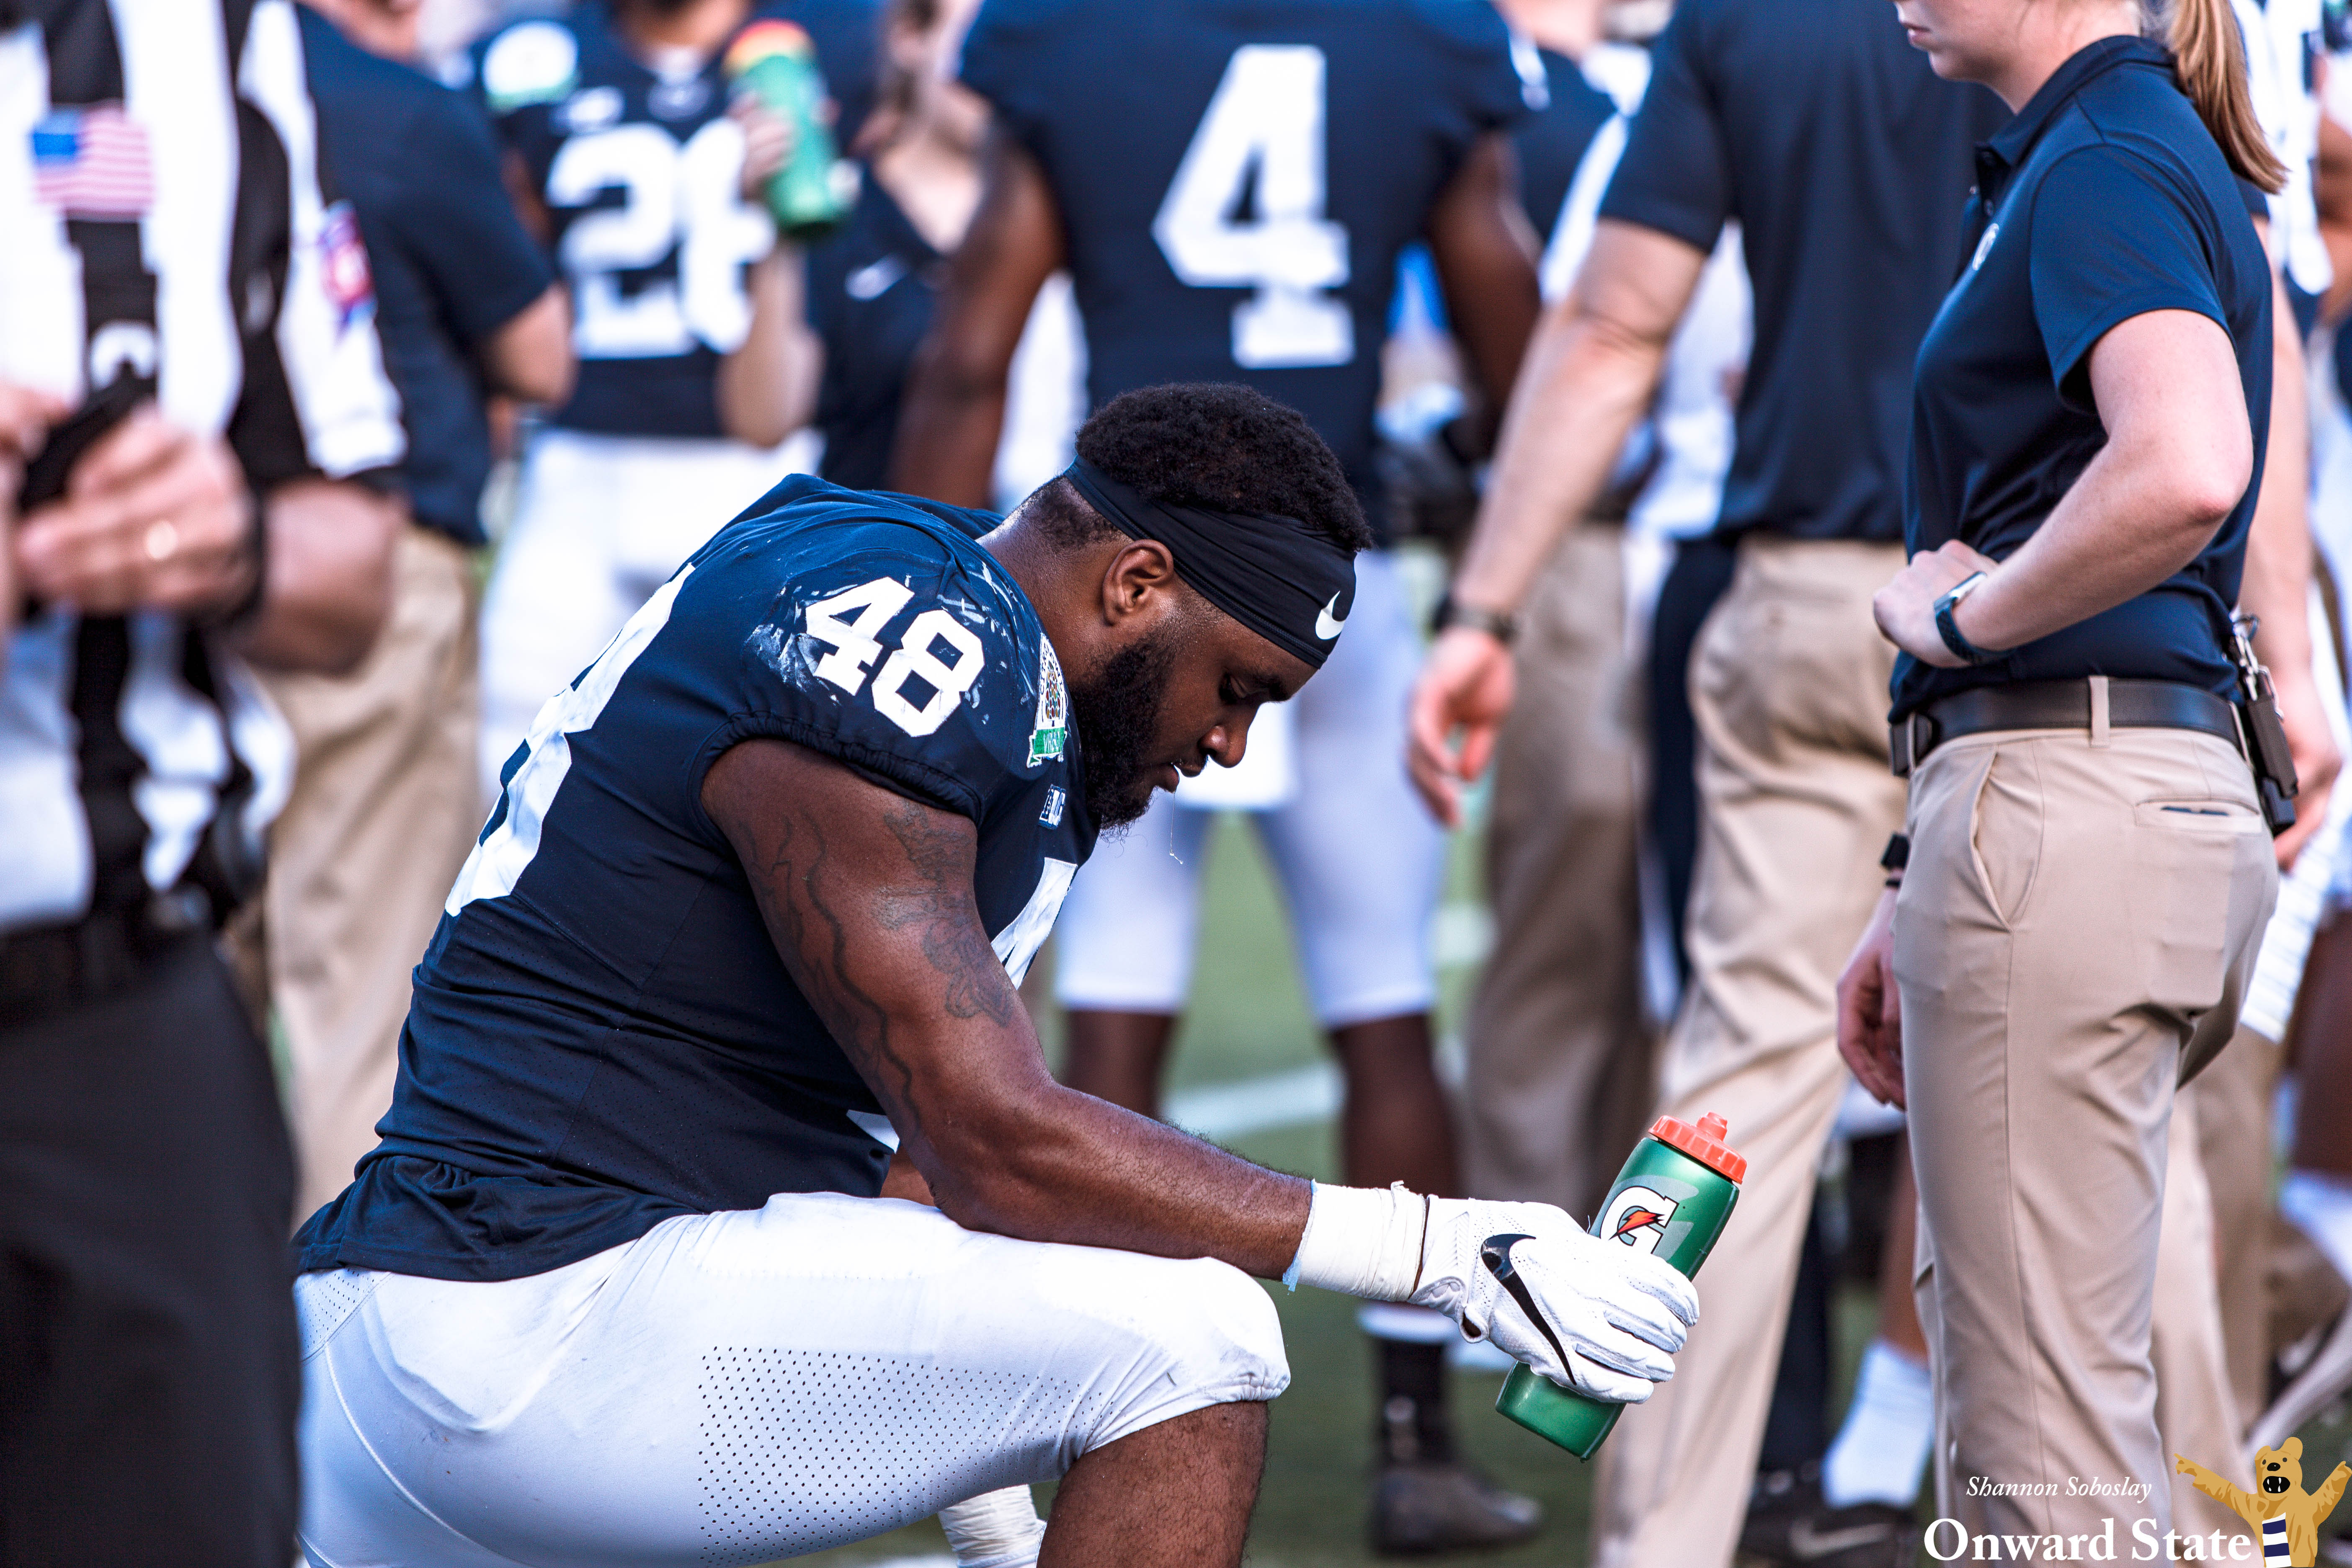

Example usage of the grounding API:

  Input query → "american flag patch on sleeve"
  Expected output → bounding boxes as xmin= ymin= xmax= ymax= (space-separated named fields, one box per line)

xmin=318 ymin=201 xmax=375 ymax=330
xmin=31 ymin=104 xmax=154 ymax=219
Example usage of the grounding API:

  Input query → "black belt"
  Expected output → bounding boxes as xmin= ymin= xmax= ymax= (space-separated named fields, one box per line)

xmin=0 ymin=888 xmax=218 ymax=1031
xmin=1890 ymin=678 xmax=2244 ymax=779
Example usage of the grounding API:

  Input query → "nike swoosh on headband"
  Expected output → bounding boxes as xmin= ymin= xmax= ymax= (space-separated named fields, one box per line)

xmin=1315 ymin=594 xmax=1347 ymax=641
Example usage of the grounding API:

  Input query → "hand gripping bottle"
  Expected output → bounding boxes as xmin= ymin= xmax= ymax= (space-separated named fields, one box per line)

xmin=723 ymin=20 xmax=853 ymax=240
xmin=1488 ymin=1112 xmax=1747 ymax=1458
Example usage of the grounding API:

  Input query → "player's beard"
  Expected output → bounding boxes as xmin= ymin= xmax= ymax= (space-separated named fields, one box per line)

xmin=1069 ymin=630 xmax=1174 ymax=832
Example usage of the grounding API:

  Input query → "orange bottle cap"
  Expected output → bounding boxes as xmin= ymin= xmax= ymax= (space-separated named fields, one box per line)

xmin=725 ymin=18 xmax=815 ymax=72
xmin=1650 ymin=1112 xmax=1747 ymax=1184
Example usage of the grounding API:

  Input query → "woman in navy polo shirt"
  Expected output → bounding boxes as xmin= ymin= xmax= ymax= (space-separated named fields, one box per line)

xmin=803 ymin=0 xmax=982 ymax=489
xmin=1836 ymin=0 xmax=2285 ymax=1543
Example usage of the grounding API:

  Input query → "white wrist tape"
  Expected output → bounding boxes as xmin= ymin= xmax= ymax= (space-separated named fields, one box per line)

xmin=939 ymin=1486 xmax=1045 ymax=1568
xmin=1282 ymin=1181 xmax=1426 ymax=1301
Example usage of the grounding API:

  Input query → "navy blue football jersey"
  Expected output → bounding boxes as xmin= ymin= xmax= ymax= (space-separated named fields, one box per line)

xmin=958 ymin=0 xmax=1539 ymax=513
xmin=294 ymin=477 xmax=1093 ymax=1281
xmin=470 ymin=1 xmax=878 ymax=437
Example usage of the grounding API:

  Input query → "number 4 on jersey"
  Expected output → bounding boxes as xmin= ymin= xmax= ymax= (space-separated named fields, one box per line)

xmin=1153 ymin=45 xmax=1353 ymax=370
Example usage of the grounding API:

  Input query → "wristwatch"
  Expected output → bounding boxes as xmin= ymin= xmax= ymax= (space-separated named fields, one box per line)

xmin=1932 ymin=572 xmax=1998 ymax=665
xmin=1432 ymin=592 xmax=1519 ymax=645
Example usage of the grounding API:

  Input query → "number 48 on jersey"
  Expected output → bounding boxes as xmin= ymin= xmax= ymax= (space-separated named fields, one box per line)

xmin=803 ymin=577 xmax=986 ymax=739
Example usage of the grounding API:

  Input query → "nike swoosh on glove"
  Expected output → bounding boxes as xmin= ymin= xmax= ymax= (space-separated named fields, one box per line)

xmin=1410 ymin=1198 xmax=1698 ymax=1404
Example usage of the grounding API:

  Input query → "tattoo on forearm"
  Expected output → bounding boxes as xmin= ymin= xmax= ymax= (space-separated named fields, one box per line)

xmin=880 ymin=802 xmax=1018 ymax=1028
xmin=740 ymin=806 xmax=917 ymax=1106
xmin=734 ymin=788 xmax=1018 ymax=1117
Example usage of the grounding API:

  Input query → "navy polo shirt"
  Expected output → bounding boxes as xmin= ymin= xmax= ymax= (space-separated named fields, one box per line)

xmin=1892 ymin=36 xmax=2272 ymax=720
xmin=302 ymin=8 xmax=552 ymax=545
xmin=804 ymin=172 xmax=943 ymax=492
xmin=1598 ymin=0 xmax=2008 ymax=542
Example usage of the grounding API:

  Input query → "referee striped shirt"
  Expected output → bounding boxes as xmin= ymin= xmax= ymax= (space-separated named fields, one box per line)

xmin=0 ymin=0 xmax=404 ymax=934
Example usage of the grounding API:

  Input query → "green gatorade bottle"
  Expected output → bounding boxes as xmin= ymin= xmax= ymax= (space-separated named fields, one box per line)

xmin=723 ymin=20 xmax=853 ymax=240
xmin=1488 ymin=1112 xmax=1747 ymax=1459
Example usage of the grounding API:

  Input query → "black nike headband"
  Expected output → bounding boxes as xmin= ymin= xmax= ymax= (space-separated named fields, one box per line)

xmin=1061 ymin=458 xmax=1357 ymax=670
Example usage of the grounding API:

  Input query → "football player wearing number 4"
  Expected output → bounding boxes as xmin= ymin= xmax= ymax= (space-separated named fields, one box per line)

xmin=890 ymin=3 xmax=1546 ymax=1549
xmin=467 ymin=0 xmax=872 ymax=801
xmin=289 ymin=384 xmax=1698 ymax=1567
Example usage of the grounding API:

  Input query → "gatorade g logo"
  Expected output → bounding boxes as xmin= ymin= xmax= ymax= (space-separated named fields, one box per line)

xmin=1601 ymin=1185 xmax=1679 ymax=1255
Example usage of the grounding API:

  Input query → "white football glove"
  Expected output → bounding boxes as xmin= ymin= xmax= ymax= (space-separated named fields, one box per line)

xmin=1287 ymin=1184 xmax=1699 ymax=1405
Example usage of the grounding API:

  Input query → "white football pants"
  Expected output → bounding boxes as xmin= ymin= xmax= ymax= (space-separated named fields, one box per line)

xmin=297 ymin=1192 xmax=1288 ymax=1567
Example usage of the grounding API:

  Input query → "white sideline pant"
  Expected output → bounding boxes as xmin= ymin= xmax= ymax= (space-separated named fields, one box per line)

xmin=296 ymin=1192 xmax=1288 ymax=1568
xmin=1053 ymin=552 xmax=1446 ymax=1029
xmin=477 ymin=430 xmax=802 ymax=802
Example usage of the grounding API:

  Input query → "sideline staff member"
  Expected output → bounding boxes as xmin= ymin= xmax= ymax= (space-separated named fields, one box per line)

xmin=1409 ymin=2 xmax=2002 ymax=1561
xmin=0 ymin=0 xmax=406 ymax=1558
xmin=1843 ymin=0 xmax=2283 ymax=1540
xmin=270 ymin=0 xmax=570 ymax=1223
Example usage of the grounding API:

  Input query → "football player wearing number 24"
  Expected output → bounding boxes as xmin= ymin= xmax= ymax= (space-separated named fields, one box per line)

xmin=464 ymin=0 xmax=853 ymax=803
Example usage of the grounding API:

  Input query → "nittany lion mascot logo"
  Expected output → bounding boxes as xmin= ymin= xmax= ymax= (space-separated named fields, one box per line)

xmin=2175 ymin=1436 xmax=2349 ymax=1565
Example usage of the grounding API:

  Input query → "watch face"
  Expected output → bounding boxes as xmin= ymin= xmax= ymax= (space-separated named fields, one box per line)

xmin=1934 ymin=578 xmax=1991 ymax=664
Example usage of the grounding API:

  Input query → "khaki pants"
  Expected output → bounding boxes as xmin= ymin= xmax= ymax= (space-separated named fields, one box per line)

xmin=2190 ymin=1023 xmax=2283 ymax=1429
xmin=1462 ymin=523 xmax=1656 ymax=1222
xmin=258 ymin=528 xmax=483 ymax=1224
xmin=2153 ymin=1090 xmax=2258 ymax=1542
xmin=1592 ymin=535 xmax=1908 ymax=1568
xmin=1898 ymin=724 xmax=2275 ymax=1540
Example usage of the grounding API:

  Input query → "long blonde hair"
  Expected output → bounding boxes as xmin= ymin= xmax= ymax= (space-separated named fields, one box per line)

xmin=2154 ymin=0 xmax=2288 ymax=191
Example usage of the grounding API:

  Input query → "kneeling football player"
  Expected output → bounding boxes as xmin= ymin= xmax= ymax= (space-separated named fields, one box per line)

xmin=291 ymin=384 xmax=1697 ymax=1567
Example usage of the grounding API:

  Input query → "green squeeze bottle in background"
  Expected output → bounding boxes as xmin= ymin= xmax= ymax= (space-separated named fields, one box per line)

xmin=723 ymin=20 xmax=854 ymax=240
xmin=1489 ymin=1112 xmax=1748 ymax=1459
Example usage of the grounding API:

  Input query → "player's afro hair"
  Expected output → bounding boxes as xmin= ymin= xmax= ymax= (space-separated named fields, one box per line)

xmin=1035 ymin=383 xmax=1371 ymax=555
